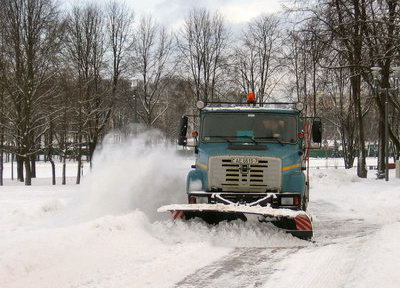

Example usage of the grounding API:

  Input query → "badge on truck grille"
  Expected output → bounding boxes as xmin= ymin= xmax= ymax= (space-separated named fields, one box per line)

xmin=231 ymin=158 xmax=258 ymax=164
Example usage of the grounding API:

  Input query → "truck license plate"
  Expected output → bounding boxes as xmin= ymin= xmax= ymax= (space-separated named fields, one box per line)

xmin=232 ymin=158 xmax=258 ymax=164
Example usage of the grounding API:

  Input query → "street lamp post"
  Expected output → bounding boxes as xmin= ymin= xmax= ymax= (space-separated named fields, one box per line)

xmin=371 ymin=66 xmax=400 ymax=181
xmin=131 ymin=79 xmax=138 ymax=124
xmin=385 ymin=87 xmax=389 ymax=181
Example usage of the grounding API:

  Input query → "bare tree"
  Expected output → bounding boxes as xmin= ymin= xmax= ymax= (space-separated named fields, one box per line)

xmin=233 ymin=15 xmax=282 ymax=103
xmin=362 ymin=0 xmax=400 ymax=175
xmin=0 ymin=13 xmax=5 ymax=186
xmin=65 ymin=4 xmax=112 ymax=183
xmin=106 ymin=0 xmax=133 ymax=108
xmin=0 ymin=0 xmax=62 ymax=185
xmin=52 ymin=68 xmax=74 ymax=185
xmin=318 ymin=65 xmax=358 ymax=168
xmin=177 ymin=8 xmax=228 ymax=103
xmin=132 ymin=16 xmax=173 ymax=126
xmin=303 ymin=0 xmax=370 ymax=178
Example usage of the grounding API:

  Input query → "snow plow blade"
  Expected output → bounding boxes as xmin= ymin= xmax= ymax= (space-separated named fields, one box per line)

xmin=158 ymin=204 xmax=313 ymax=240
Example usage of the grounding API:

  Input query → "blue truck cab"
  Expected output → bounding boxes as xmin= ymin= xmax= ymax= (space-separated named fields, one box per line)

xmin=178 ymin=100 xmax=322 ymax=220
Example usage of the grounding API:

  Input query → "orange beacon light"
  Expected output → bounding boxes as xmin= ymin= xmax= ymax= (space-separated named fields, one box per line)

xmin=247 ymin=92 xmax=256 ymax=104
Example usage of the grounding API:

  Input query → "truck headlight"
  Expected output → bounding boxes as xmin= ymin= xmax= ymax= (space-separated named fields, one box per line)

xmin=195 ymin=196 xmax=209 ymax=204
xmin=280 ymin=195 xmax=301 ymax=206
xmin=281 ymin=197 xmax=294 ymax=205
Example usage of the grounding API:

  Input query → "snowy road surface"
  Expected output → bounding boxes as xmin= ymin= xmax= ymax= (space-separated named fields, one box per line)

xmin=1 ymin=140 xmax=400 ymax=288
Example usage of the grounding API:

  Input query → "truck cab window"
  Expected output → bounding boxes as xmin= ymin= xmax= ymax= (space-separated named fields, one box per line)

xmin=202 ymin=113 xmax=297 ymax=144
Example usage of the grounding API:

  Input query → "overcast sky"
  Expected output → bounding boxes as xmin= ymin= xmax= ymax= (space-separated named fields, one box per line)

xmin=62 ymin=0 xmax=284 ymax=30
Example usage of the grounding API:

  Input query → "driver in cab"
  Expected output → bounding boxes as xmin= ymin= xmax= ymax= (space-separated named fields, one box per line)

xmin=262 ymin=119 xmax=285 ymax=139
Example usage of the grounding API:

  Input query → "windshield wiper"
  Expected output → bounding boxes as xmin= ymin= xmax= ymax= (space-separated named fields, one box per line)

xmin=234 ymin=135 xmax=258 ymax=144
xmin=206 ymin=136 xmax=232 ymax=144
xmin=207 ymin=135 xmax=258 ymax=144
xmin=255 ymin=136 xmax=284 ymax=146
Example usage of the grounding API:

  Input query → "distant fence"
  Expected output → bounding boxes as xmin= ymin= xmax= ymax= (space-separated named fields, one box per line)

xmin=310 ymin=146 xmax=381 ymax=158
xmin=309 ymin=149 xmax=339 ymax=158
xmin=309 ymin=164 xmax=396 ymax=170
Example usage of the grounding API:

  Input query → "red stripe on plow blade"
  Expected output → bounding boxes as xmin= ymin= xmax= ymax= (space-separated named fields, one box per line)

xmin=295 ymin=217 xmax=312 ymax=230
xmin=295 ymin=219 xmax=311 ymax=231
xmin=295 ymin=215 xmax=312 ymax=231
xmin=171 ymin=210 xmax=184 ymax=220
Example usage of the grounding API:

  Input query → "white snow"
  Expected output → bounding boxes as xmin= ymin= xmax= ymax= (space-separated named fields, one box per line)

xmin=1 ymin=133 xmax=400 ymax=288
xmin=0 ymin=133 xmax=231 ymax=288
xmin=1 ymin=160 xmax=90 ymax=184
xmin=158 ymin=203 xmax=309 ymax=218
xmin=262 ymin=168 xmax=400 ymax=288
xmin=345 ymin=222 xmax=400 ymax=288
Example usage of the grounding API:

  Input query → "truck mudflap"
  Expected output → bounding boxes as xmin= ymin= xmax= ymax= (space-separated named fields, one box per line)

xmin=157 ymin=204 xmax=313 ymax=240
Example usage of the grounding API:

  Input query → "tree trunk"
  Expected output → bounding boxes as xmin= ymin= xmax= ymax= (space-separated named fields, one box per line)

xmin=50 ymin=157 xmax=56 ymax=185
xmin=62 ymin=155 xmax=66 ymax=185
xmin=341 ymin=122 xmax=348 ymax=168
xmin=31 ymin=154 xmax=36 ymax=178
xmin=76 ymin=134 xmax=82 ymax=184
xmin=24 ymin=157 xmax=32 ymax=185
xmin=47 ymin=147 xmax=56 ymax=185
xmin=76 ymin=155 xmax=82 ymax=184
xmin=17 ymin=155 xmax=24 ymax=182
xmin=351 ymin=74 xmax=367 ymax=178
xmin=0 ymin=130 xmax=3 ymax=185
xmin=0 ymin=90 xmax=3 ymax=185
xmin=0 ymin=148 xmax=3 ymax=186
xmin=11 ymin=153 xmax=14 ymax=180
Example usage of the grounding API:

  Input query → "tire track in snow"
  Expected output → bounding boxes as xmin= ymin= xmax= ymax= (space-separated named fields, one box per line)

xmin=173 ymin=193 xmax=381 ymax=288
xmin=313 ymin=218 xmax=380 ymax=245
xmin=173 ymin=216 xmax=379 ymax=288
xmin=174 ymin=247 xmax=302 ymax=288
xmin=260 ymin=221 xmax=381 ymax=288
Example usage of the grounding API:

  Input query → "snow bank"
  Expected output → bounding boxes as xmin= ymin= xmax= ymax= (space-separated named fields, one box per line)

xmin=153 ymin=218 xmax=306 ymax=248
xmin=310 ymin=168 xmax=400 ymax=224
xmin=0 ymin=211 xmax=229 ymax=288
xmin=0 ymin=186 xmax=72 ymax=234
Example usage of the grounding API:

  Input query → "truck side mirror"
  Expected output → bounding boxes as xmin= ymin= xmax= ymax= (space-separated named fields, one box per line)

xmin=178 ymin=115 xmax=188 ymax=146
xmin=312 ymin=120 xmax=322 ymax=143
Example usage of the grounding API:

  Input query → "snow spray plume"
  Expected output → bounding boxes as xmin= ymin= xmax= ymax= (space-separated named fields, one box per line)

xmin=74 ymin=129 xmax=188 ymax=221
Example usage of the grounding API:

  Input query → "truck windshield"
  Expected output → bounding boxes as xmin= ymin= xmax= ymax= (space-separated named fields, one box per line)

xmin=201 ymin=113 xmax=298 ymax=144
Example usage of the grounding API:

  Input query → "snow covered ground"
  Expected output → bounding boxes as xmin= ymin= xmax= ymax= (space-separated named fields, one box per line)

xmin=1 ymin=135 xmax=400 ymax=288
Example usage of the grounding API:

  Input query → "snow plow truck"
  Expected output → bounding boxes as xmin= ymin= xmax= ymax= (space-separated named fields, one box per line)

xmin=158 ymin=94 xmax=322 ymax=240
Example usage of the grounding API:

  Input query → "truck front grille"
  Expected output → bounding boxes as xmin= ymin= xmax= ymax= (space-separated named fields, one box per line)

xmin=208 ymin=156 xmax=282 ymax=192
